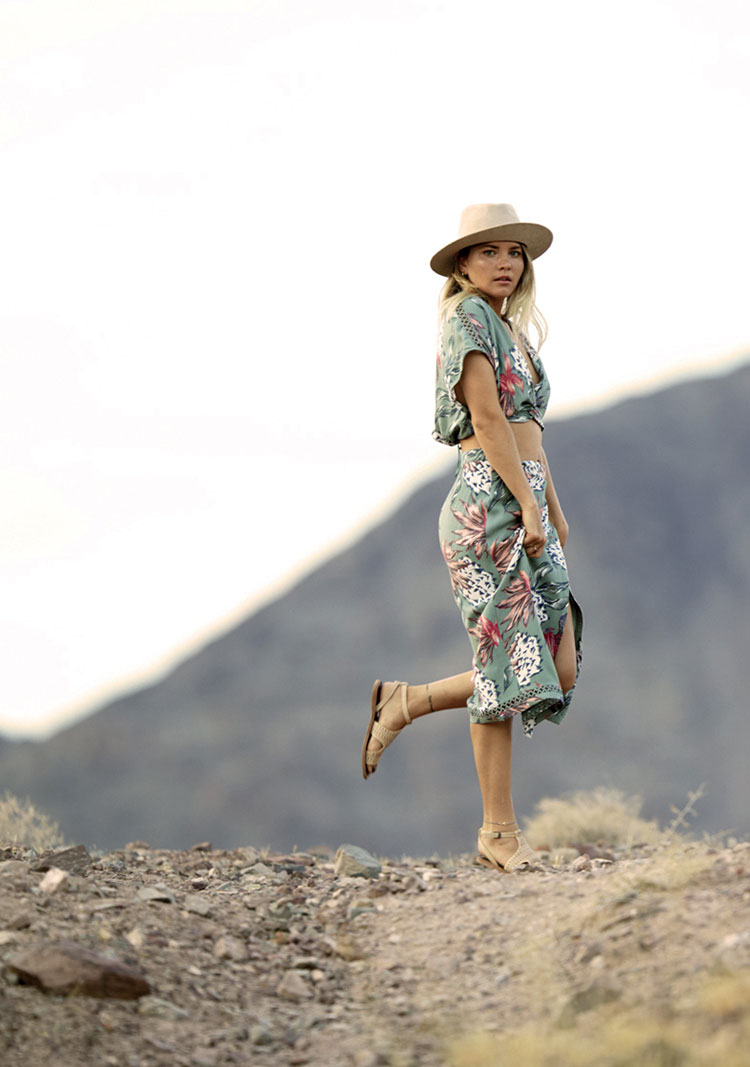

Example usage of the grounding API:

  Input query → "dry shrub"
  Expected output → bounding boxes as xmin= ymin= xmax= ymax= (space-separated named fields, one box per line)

xmin=696 ymin=971 xmax=750 ymax=1021
xmin=524 ymin=787 xmax=662 ymax=848
xmin=448 ymin=1021 xmax=689 ymax=1067
xmin=623 ymin=841 xmax=714 ymax=892
xmin=0 ymin=791 xmax=66 ymax=850
xmin=448 ymin=992 xmax=750 ymax=1067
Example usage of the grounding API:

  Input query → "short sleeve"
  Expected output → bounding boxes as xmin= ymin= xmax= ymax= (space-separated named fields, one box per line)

xmin=433 ymin=296 xmax=500 ymax=446
xmin=440 ymin=297 xmax=497 ymax=403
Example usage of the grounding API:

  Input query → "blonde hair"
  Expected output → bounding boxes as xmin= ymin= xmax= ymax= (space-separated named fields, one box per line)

xmin=438 ymin=245 xmax=548 ymax=350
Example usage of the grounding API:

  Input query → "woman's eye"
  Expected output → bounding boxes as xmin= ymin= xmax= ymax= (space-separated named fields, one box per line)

xmin=483 ymin=249 xmax=496 ymax=256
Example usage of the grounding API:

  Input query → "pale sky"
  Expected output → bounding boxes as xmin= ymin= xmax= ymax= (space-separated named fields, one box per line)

xmin=2 ymin=0 xmax=748 ymax=738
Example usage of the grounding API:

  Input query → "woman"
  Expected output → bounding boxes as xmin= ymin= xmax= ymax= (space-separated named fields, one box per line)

xmin=361 ymin=204 xmax=582 ymax=872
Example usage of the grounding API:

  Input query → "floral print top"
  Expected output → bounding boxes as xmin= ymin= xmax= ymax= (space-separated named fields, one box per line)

xmin=433 ymin=295 xmax=550 ymax=447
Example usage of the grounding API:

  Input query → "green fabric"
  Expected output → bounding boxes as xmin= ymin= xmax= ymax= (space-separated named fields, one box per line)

xmin=432 ymin=293 xmax=582 ymax=732
xmin=439 ymin=452 xmax=582 ymax=732
xmin=433 ymin=294 xmax=550 ymax=447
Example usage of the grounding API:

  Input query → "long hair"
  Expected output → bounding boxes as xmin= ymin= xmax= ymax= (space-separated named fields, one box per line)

xmin=438 ymin=245 xmax=548 ymax=350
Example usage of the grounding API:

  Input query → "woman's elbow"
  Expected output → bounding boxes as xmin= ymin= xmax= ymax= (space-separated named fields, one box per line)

xmin=471 ymin=408 xmax=504 ymax=435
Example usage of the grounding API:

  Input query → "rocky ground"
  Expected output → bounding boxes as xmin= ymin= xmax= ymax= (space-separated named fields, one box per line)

xmin=1 ymin=835 xmax=750 ymax=1066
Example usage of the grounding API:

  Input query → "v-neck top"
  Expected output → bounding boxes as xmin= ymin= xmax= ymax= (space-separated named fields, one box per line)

xmin=433 ymin=294 xmax=550 ymax=447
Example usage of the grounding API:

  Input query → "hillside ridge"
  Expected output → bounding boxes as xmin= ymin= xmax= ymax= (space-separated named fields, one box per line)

xmin=1 ymin=361 xmax=750 ymax=853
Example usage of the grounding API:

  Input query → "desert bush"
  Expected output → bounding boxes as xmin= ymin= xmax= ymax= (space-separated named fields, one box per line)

xmin=524 ymin=786 xmax=662 ymax=848
xmin=448 ymin=1009 xmax=750 ymax=1067
xmin=0 ymin=791 xmax=66 ymax=850
xmin=449 ymin=972 xmax=750 ymax=1067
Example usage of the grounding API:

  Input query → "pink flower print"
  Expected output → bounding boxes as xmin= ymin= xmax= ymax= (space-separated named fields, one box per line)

xmin=470 ymin=616 xmax=502 ymax=667
xmin=496 ymin=571 xmax=535 ymax=640
xmin=498 ymin=354 xmax=523 ymax=417
xmin=489 ymin=530 xmax=524 ymax=575
xmin=451 ymin=500 xmax=487 ymax=559
xmin=544 ymin=629 xmax=562 ymax=658
xmin=441 ymin=542 xmax=495 ymax=608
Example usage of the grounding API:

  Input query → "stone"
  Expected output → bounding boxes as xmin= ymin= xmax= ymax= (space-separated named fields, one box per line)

xmin=191 ymin=841 xmax=213 ymax=852
xmin=126 ymin=927 xmax=144 ymax=948
xmin=572 ymin=855 xmax=592 ymax=872
xmin=213 ymin=936 xmax=248 ymax=962
xmin=33 ymin=844 xmax=91 ymax=876
xmin=137 ymin=995 xmax=190 ymax=1019
xmin=249 ymin=1024 xmax=275 ymax=1046
xmin=137 ymin=885 xmax=175 ymax=903
xmin=39 ymin=867 xmax=69 ymax=893
xmin=6 ymin=911 xmax=33 ymax=930
xmin=334 ymin=845 xmax=381 ymax=879
xmin=276 ymin=969 xmax=314 ymax=1001
xmin=0 ymin=860 xmax=29 ymax=877
xmin=333 ymin=936 xmax=366 ymax=962
xmin=190 ymin=1051 xmax=219 ymax=1067
xmin=207 ymin=1025 xmax=249 ymax=1045
xmin=0 ymin=931 xmax=18 ymax=946
xmin=184 ymin=894 xmax=213 ymax=917
xmin=718 ymin=931 xmax=750 ymax=953
xmin=7 ymin=940 xmax=151 ymax=999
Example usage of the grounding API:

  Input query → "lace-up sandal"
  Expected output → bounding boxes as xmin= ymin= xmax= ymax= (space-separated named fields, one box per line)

xmin=476 ymin=826 xmax=539 ymax=872
xmin=361 ymin=680 xmax=411 ymax=780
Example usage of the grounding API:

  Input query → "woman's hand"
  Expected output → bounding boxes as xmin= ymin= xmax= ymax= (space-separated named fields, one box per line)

xmin=522 ymin=502 xmax=546 ymax=558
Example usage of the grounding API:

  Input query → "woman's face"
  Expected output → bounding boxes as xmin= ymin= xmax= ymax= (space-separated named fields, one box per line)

xmin=458 ymin=241 xmax=525 ymax=313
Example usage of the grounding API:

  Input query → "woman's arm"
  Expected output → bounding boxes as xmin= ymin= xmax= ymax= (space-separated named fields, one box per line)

xmin=458 ymin=352 xmax=546 ymax=557
xmin=541 ymin=447 xmax=569 ymax=548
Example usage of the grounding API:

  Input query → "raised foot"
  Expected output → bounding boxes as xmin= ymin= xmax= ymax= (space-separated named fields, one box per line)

xmin=361 ymin=681 xmax=411 ymax=779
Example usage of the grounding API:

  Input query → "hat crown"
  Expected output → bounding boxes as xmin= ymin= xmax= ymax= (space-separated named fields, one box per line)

xmin=429 ymin=202 xmax=552 ymax=276
xmin=457 ymin=203 xmax=522 ymax=241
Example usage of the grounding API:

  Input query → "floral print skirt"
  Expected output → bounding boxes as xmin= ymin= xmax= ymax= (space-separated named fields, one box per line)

xmin=439 ymin=448 xmax=583 ymax=734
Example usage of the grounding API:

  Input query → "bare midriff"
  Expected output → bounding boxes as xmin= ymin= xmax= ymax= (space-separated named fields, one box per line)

xmin=459 ymin=420 xmax=544 ymax=464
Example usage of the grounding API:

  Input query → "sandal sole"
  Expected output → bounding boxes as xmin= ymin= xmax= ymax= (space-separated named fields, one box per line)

xmin=474 ymin=852 xmax=508 ymax=873
xmin=361 ymin=679 xmax=382 ymax=780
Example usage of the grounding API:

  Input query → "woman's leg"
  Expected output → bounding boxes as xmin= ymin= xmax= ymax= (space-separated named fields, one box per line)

xmin=470 ymin=718 xmax=522 ymax=867
xmin=365 ymin=670 xmax=473 ymax=762
xmin=554 ymin=603 xmax=577 ymax=693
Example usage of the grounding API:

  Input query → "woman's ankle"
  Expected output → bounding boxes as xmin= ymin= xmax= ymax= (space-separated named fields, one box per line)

xmin=404 ymin=683 xmax=432 ymax=719
xmin=482 ymin=817 xmax=518 ymax=831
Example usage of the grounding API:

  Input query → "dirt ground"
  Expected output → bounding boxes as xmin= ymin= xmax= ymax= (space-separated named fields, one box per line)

xmin=2 ymin=836 xmax=750 ymax=1066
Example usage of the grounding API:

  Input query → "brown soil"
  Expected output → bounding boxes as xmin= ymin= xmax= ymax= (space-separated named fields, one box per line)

xmin=1 ymin=838 xmax=749 ymax=1066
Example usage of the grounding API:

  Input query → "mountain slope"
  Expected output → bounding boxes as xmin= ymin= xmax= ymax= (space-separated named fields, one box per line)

xmin=2 ymin=363 xmax=749 ymax=853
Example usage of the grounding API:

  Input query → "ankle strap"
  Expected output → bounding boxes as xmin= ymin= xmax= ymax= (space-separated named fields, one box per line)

xmin=479 ymin=827 xmax=520 ymax=840
xmin=400 ymin=682 xmax=411 ymax=725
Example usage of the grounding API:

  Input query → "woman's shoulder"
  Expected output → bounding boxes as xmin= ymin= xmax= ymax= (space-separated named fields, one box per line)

xmin=443 ymin=293 xmax=493 ymax=323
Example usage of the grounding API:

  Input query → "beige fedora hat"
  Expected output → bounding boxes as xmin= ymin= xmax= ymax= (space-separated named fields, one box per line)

xmin=430 ymin=203 xmax=553 ymax=277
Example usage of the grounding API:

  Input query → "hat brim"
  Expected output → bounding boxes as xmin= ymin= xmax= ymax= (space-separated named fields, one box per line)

xmin=430 ymin=222 xmax=553 ymax=277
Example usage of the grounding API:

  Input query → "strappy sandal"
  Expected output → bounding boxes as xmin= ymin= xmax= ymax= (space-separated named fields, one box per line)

xmin=476 ymin=826 xmax=538 ymax=872
xmin=361 ymin=680 xmax=411 ymax=780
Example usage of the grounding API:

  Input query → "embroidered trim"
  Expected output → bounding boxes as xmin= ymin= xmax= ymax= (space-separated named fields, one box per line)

xmin=454 ymin=303 xmax=491 ymax=356
xmin=470 ymin=683 xmax=562 ymax=724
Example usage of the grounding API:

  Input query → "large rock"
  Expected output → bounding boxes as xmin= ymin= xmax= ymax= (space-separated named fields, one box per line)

xmin=334 ymin=844 xmax=381 ymax=879
xmin=33 ymin=844 xmax=92 ymax=876
xmin=7 ymin=941 xmax=151 ymax=999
